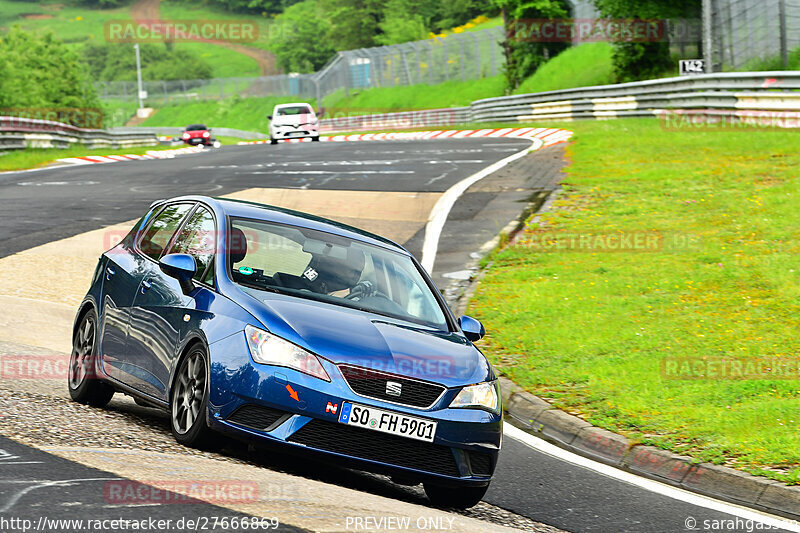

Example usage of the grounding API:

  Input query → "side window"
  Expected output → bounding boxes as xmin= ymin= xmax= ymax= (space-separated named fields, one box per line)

xmin=170 ymin=206 xmax=216 ymax=285
xmin=138 ymin=203 xmax=193 ymax=261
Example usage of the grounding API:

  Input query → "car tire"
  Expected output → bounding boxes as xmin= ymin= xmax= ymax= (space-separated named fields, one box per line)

xmin=270 ymin=137 xmax=278 ymax=145
xmin=423 ymin=482 xmax=488 ymax=509
xmin=311 ymin=136 xmax=320 ymax=142
xmin=68 ymin=309 xmax=115 ymax=407
xmin=170 ymin=344 xmax=218 ymax=449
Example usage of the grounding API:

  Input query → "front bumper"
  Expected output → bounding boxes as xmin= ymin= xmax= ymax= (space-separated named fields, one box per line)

xmin=207 ymin=333 xmax=501 ymax=484
xmin=270 ymin=125 xmax=319 ymax=139
xmin=184 ymin=137 xmax=211 ymax=145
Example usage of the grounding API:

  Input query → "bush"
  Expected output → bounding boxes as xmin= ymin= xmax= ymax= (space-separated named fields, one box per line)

xmin=0 ymin=27 xmax=99 ymax=115
xmin=83 ymin=43 xmax=213 ymax=82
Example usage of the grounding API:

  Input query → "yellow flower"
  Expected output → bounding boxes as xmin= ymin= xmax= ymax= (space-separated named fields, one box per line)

xmin=453 ymin=26 xmax=464 ymax=33
xmin=76 ymin=16 xmax=83 ymax=21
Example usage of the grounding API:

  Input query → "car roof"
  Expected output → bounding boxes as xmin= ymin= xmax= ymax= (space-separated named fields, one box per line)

xmin=156 ymin=195 xmax=407 ymax=254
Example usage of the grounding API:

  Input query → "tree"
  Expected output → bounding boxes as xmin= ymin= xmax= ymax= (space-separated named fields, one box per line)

xmin=593 ymin=0 xmax=701 ymax=81
xmin=83 ymin=43 xmax=213 ymax=82
xmin=490 ymin=0 xmax=570 ymax=92
xmin=269 ymin=0 xmax=336 ymax=72
xmin=321 ymin=0 xmax=386 ymax=50
xmin=0 ymin=27 xmax=99 ymax=114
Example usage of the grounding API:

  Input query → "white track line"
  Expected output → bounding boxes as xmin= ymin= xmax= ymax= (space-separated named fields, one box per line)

xmin=419 ymin=137 xmax=543 ymax=273
xmin=504 ymin=425 xmax=800 ymax=531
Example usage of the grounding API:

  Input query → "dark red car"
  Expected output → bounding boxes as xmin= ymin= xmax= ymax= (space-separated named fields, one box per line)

xmin=181 ymin=124 xmax=218 ymax=147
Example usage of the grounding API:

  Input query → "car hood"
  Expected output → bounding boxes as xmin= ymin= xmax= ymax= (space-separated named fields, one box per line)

xmin=238 ymin=290 xmax=492 ymax=387
xmin=271 ymin=113 xmax=315 ymax=125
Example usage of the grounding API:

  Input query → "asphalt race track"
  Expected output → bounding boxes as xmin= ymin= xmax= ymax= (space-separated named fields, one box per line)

xmin=0 ymin=139 xmax=794 ymax=533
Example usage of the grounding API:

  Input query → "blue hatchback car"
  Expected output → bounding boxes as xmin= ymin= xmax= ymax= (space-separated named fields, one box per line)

xmin=68 ymin=195 xmax=502 ymax=508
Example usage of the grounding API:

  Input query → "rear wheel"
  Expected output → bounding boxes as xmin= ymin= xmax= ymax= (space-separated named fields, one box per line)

xmin=171 ymin=345 xmax=217 ymax=449
xmin=270 ymin=137 xmax=278 ymax=145
xmin=311 ymin=136 xmax=320 ymax=142
xmin=423 ymin=482 xmax=488 ymax=509
xmin=68 ymin=310 xmax=114 ymax=407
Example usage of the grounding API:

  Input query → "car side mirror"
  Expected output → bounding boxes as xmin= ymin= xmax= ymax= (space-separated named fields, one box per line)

xmin=159 ymin=253 xmax=196 ymax=294
xmin=267 ymin=115 xmax=272 ymax=120
xmin=458 ymin=315 xmax=485 ymax=342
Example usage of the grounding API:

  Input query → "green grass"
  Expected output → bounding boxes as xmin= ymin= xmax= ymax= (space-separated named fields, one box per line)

xmin=175 ymin=42 xmax=259 ymax=78
xmin=0 ymin=0 xmax=132 ymax=44
xmin=740 ymin=46 xmax=800 ymax=71
xmin=140 ymin=95 xmax=301 ymax=132
xmin=468 ymin=118 xmax=800 ymax=483
xmin=0 ymin=142 xmax=178 ymax=171
xmin=322 ymin=76 xmax=506 ymax=112
xmin=514 ymin=42 xmax=616 ymax=94
xmin=0 ymin=0 xmax=262 ymax=78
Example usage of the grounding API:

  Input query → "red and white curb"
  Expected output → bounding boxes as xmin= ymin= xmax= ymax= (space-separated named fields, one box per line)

xmin=56 ymin=146 xmax=204 ymax=166
xmin=238 ymin=127 xmax=574 ymax=148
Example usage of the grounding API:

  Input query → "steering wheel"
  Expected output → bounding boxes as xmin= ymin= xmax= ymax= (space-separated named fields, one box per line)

xmin=346 ymin=280 xmax=389 ymax=301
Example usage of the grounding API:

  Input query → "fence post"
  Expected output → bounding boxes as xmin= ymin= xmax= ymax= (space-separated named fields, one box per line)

xmin=779 ymin=0 xmax=788 ymax=68
xmin=428 ymin=42 xmax=434 ymax=84
xmin=702 ymin=0 xmax=714 ymax=73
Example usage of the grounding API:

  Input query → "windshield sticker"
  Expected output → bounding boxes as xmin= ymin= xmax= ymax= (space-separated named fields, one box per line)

xmin=238 ymin=266 xmax=254 ymax=276
xmin=303 ymin=267 xmax=319 ymax=281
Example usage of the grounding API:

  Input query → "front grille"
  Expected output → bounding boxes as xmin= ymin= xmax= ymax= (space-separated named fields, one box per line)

xmin=467 ymin=451 xmax=493 ymax=476
xmin=288 ymin=419 xmax=460 ymax=477
xmin=227 ymin=404 xmax=287 ymax=431
xmin=339 ymin=364 xmax=446 ymax=408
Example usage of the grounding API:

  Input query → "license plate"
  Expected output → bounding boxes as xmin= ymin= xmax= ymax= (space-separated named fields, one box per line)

xmin=338 ymin=402 xmax=437 ymax=443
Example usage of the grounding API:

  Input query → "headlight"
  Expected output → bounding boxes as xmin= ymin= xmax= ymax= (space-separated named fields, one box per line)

xmin=182 ymin=133 xmax=189 ymax=139
xmin=449 ymin=381 xmax=500 ymax=413
xmin=202 ymin=131 xmax=210 ymax=138
xmin=245 ymin=325 xmax=330 ymax=381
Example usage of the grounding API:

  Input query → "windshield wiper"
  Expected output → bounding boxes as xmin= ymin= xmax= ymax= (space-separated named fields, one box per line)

xmin=236 ymin=280 xmax=283 ymax=294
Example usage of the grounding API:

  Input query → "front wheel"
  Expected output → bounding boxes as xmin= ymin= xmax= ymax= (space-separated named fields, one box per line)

xmin=171 ymin=345 xmax=217 ymax=449
xmin=68 ymin=310 xmax=114 ymax=407
xmin=423 ymin=482 xmax=488 ymax=509
xmin=269 ymin=137 xmax=278 ymax=145
xmin=311 ymin=136 xmax=320 ymax=142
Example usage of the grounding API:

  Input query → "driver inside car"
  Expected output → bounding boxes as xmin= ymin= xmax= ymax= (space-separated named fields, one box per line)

xmin=305 ymin=247 xmax=377 ymax=300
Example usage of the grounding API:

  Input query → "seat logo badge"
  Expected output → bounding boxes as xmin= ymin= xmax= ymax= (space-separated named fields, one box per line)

xmin=386 ymin=381 xmax=402 ymax=397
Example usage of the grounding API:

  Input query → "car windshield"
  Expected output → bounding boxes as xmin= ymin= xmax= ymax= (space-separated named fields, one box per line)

xmin=228 ymin=217 xmax=448 ymax=330
xmin=276 ymin=106 xmax=312 ymax=116
xmin=185 ymin=124 xmax=207 ymax=131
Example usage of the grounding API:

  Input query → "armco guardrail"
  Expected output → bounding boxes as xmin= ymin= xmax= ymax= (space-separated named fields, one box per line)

xmin=0 ymin=117 xmax=158 ymax=151
xmin=109 ymin=126 xmax=269 ymax=140
xmin=320 ymin=72 xmax=800 ymax=133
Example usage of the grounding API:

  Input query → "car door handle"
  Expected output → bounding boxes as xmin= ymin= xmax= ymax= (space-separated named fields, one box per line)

xmin=141 ymin=279 xmax=152 ymax=294
xmin=105 ymin=266 xmax=116 ymax=280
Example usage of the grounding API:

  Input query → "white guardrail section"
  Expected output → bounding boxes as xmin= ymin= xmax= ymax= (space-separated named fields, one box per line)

xmin=320 ymin=72 xmax=800 ymax=132
xmin=0 ymin=117 xmax=159 ymax=151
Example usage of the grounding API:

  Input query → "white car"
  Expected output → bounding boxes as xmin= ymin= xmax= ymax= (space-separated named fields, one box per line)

xmin=268 ymin=103 xmax=320 ymax=144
